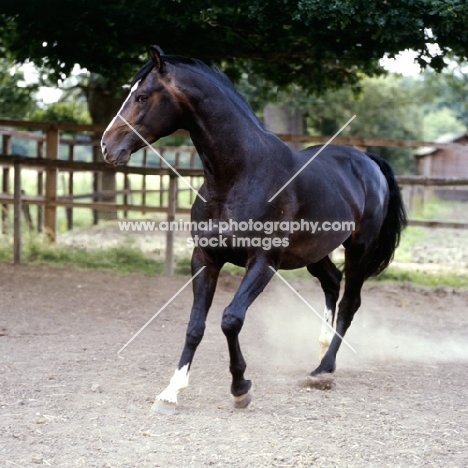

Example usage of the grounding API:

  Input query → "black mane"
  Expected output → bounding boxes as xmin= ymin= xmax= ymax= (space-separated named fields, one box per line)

xmin=131 ymin=54 xmax=232 ymax=88
xmin=129 ymin=55 xmax=262 ymax=127
xmin=131 ymin=60 xmax=155 ymax=86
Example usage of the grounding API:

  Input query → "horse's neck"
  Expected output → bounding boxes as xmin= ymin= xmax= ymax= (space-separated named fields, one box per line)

xmin=184 ymin=80 xmax=287 ymax=184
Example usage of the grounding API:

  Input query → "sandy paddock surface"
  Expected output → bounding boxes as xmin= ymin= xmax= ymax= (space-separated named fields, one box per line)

xmin=1 ymin=263 xmax=467 ymax=467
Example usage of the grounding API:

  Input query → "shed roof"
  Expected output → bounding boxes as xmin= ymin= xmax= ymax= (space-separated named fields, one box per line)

xmin=415 ymin=132 xmax=468 ymax=157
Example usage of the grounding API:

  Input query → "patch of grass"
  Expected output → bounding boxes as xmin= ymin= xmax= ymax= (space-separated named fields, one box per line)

xmin=371 ymin=266 xmax=468 ymax=288
xmin=419 ymin=198 xmax=457 ymax=220
xmin=0 ymin=239 xmax=13 ymax=262
xmin=393 ymin=226 xmax=427 ymax=263
xmin=411 ymin=197 xmax=468 ymax=223
xmin=274 ymin=265 xmax=468 ymax=288
xmin=1 ymin=233 xmax=466 ymax=288
xmin=415 ymin=198 xmax=451 ymax=220
xmin=0 ymin=236 xmax=164 ymax=276
xmin=174 ymin=253 xmax=468 ymax=288
xmin=175 ymin=257 xmax=192 ymax=275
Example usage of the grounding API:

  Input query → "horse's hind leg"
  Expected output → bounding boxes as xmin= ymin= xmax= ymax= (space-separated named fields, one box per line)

xmin=311 ymin=245 xmax=366 ymax=377
xmin=152 ymin=248 xmax=222 ymax=414
xmin=307 ymin=256 xmax=342 ymax=360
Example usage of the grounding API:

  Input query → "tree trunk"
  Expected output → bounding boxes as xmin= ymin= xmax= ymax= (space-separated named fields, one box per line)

xmin=85 ymin=78 xmax=125 ymax=220
xmin=263 ymin=104 xmax=305 ymax=152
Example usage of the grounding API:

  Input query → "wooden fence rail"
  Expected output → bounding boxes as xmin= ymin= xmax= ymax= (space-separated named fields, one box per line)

xmin=0 ymin=116 xmax=203 ymax=274
xmin=2 ymin=117 xmax=467 ymax=148
xmin=1 ymin=119 xmax=468 ymax=273
xmin=0 ymin=118 xmax=203 ymax=273
xmin=0 ymin=155 xmax=202 ymax=272
xmin=396 ymin=176 xmax=468 ymax=186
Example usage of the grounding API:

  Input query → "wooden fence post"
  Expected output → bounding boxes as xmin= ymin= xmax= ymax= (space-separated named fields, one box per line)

xmin=189 ymin=149 xmax=196 ymax=204
xmin=44 ymin=127 xmax=59 ymax=241
xmin=37 ymin=140 xmax=44 ymax=233
xmin=13 ymin=160 xmax=21 ymax=264
xmin=67 ymin=143 xmax=74 ymax=230
xmin=92 ymin=145 xmax=100 ymax=225
xmin=2 ymin=134 xmax=11 ymax=234
xmin=123 ymin=173 xmax=129 ymax=219
xmin=165 ymin=175 xmax=177 ymax=275
xmin=141 ymin=149 xmax=147 ymax=214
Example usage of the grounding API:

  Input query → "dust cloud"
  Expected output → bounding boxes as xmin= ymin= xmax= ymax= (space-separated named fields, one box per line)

xmin=247 ymin=280 xmax=468 ymax=375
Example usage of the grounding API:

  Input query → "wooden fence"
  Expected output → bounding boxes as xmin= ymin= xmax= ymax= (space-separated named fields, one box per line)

xmin=1 ymin=118 xmax=467 ymax=272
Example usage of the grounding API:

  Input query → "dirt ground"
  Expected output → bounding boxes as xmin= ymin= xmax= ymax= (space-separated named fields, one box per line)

xmin=1 ymin=263 xmax=467 ymax=467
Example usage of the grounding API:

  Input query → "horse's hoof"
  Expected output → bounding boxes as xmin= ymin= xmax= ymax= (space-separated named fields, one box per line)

xmin=151 ymin=398 xmax=177 ymax=415
xmin=231 ymin=389 xmax=252 ymax=409
xmin=300 ymin=374 xmax=335 ymax=390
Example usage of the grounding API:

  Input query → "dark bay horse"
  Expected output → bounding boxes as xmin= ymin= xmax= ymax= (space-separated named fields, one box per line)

xmin=102 ymin=46 xmax=406 ymax=413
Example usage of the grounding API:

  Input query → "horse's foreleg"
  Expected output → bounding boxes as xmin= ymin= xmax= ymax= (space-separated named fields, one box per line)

xmin=221 ymin=257 xmax=275 ymax=409
xmin=152 ymin=249 xmax=222 ymax=414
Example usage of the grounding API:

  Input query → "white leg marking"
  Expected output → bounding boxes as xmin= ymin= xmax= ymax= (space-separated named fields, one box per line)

xmin=155 ymin=364 xmax=190 ymax=405
xmin=319 ymin=306 xmax=334 ymax=360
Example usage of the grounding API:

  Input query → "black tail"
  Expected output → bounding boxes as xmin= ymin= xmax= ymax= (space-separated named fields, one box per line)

xmin=362 ymin=153 xmax=407 ymax=279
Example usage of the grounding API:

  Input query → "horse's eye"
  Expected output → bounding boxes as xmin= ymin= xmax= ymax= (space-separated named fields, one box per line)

xmin=137 ymin=95 xmax=148 ymax=103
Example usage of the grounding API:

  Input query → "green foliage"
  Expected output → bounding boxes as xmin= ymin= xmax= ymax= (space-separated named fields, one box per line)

xmin=417 ymin=62 xmax=468 ymax=124
xmin=29 ymin=101 xmax=91 ymax=125
xmin=3 ymin=1 xmax=468 ymax=135
xmin=421 ymin=107 xmax=466 ymax=142
xmin=0 ymin=58 xmax=38 ymax=118
xmin=2 ymin=1 xmax=468 ymax=94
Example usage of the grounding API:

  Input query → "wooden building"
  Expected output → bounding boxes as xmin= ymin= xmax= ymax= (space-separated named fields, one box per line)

xmin=415 ymin=132 xmax=468 ymax=200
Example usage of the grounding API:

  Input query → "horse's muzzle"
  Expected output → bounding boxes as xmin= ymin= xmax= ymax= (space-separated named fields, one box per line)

xmin=101 ymin=142 xmax=130 ymax=166
xmin=101 ymin=142 xmax=110 ymax=162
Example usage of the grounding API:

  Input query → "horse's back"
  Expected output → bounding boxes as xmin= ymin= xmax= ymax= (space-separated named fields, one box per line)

xmin=298 ymin=144 xmax=382 ymax=174
xmin=296 ymin=144 xmax=388 ymax=200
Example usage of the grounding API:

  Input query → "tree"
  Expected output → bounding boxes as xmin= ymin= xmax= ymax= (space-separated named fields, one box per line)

xmin=417 ymin=60 xmax=468 ymax=124
xmin=421 ymin=107 xmax=466 ymax=141
xmin=2 ymin=0 xmax=468 ymax=122
xmin=0 ymin=58 xmax=38 ymax=119
xmin=29 ymin=102 xmax=91 ymax=125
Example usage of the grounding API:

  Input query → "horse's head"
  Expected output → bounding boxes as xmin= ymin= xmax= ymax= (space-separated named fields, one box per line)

xmin=101 ymin=46 xmax=184 ymax=165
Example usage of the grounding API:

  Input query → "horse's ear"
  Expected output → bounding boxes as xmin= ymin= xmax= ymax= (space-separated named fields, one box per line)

xmin=150 ymin=45 xmax=165 ymax=73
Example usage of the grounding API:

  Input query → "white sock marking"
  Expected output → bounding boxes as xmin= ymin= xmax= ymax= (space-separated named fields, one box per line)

xmin=319 ymin=306 xmax=334 ymax=360
xmin=156 ymin=364 xmax=190 ymax=405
